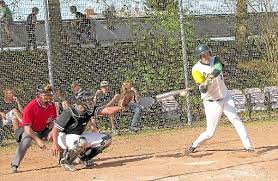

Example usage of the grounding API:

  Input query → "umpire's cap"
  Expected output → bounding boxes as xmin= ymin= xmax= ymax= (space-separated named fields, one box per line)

xmin=37 ymin=83 xmax=53 ymax=94
xmin=195 ymin=44 xmax=211 ymax=58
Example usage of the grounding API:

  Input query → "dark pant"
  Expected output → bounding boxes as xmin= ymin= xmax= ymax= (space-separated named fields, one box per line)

xmin=26 ymin=27 xmax=36 ymax=49
xmin=11 ymin=128 xmax=50 ymax=167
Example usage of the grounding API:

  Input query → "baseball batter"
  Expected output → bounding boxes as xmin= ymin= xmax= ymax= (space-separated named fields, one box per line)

xmin=186 ymin=44 xmax=253 ymax=154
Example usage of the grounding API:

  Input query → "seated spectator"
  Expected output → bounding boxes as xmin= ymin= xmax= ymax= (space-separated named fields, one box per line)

xmin=70 ymin=6 xmax=95 ymax=42
xmin=66 ymin=81 xmax=92 ymax=106
xmin=0 ymin=88 xmax=23 ymax=130
xmin=106 ymin=80 xmax=142 ymax=133
xmin=53 ymin=88 xmax=68 ymax=116
xmin=0 ymin=0 xmax=13 ymax=42
xmin=26 ymin=7 xmax=39 ymax=50
xmin=93 ymin=81 xmax=118 ymax=135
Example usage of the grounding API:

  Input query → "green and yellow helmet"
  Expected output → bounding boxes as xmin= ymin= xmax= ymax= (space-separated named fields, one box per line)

xmin=195 ymin=44 xmax=211 ymax=58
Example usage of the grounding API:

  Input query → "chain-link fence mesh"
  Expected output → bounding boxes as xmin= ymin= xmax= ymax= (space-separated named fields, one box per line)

xmin=0 ymin=0 xmax=277 ymax=146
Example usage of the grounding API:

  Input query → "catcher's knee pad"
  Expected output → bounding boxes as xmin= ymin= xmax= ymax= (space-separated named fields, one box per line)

xmin=101 ymin=135 xmax=112 ymax=148
xmin=74 ymin=136 xmax=87 ymax=148
xmin=61 ymin=137 xmax=87 ymax=165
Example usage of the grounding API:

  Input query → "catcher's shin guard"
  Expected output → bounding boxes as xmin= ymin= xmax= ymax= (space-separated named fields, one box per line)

xmin=80 ymin=135 xmax=112 ymax=162
xmin=61 ymin=137 xmax=87 ymax=165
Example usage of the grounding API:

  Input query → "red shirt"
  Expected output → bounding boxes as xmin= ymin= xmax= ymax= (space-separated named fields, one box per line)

xmin=21 ymin=98 xmax=57 ymax=132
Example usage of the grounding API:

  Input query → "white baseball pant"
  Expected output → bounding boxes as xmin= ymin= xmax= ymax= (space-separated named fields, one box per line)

xmin=192 ymin=94 xmax=252 ymax=149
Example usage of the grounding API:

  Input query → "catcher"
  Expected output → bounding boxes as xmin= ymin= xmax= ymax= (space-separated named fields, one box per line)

xmin=105 ymin=80 xmax=141 ymax=132
xmin=51 ymin=101 xmax=122 ymax=171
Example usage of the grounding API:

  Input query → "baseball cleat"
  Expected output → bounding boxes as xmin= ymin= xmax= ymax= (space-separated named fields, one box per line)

xmin=244 ymin=148 xmax=255 ymax=152
xmin=60 ymin=158 xmax=76 ymax=171
xmin=185 ymin=145 xmax=196 ymax=155
xmin=82 ymin=160 xmax=94 ymax=167
xmin=60 ymin=163 xmax=76 ymax=171
xmin=11 ymin=164 xmax=18 ymax=173
xmin=129 ymin=126 xmax=139 ymax=133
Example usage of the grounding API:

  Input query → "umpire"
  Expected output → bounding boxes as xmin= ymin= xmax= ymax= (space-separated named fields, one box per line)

xmin=10 ymin=84 xmax=57 ymax=173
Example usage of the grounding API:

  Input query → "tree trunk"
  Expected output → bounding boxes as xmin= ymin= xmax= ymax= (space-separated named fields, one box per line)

xmin=236 ymin=0 xmax=248 ymax=50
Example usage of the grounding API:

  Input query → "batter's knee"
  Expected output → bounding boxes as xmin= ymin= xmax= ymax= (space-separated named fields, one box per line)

xmin=203 ymin=131 xmax=214 ymax=139
xmin=229 ymin=116 xmax=242 ymax=125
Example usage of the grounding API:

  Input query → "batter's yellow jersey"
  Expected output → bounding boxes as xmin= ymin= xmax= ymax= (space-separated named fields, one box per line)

xmin=192 ymin=56 xmax=228 ymax=101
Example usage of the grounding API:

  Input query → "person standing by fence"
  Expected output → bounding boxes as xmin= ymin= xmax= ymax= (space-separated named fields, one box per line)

xmin=0 ymin=0 xmax=13 ymax=42
xmin=26 ymin=7 xmax=39 ymax=50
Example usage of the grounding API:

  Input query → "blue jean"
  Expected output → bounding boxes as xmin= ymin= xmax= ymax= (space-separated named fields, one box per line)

xmin=128 ymin=102 xmax=142 ymax=127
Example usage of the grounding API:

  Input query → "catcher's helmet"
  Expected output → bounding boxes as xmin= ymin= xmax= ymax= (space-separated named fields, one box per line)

xmin=195 ymin=44 xmax=211 ymax=58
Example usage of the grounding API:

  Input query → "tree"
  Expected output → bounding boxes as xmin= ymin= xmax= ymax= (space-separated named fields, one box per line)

xmin=123 ymin=0 xmax=195 ymax=94
xmin=146 ymin=0 xmax=178 ymax=11
xmin=235 ymin=0 xmax=248 ymax=49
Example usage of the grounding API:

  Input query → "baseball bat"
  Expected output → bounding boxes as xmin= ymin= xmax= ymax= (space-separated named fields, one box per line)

xmin=156 ymin=88 xmax=192 ymax=101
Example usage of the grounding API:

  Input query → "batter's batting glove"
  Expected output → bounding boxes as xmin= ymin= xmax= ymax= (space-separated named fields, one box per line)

xmin=206 ymin=73 xmax=215 ymax=82
xmin=199 ymin=83 xmax=208 ymax=93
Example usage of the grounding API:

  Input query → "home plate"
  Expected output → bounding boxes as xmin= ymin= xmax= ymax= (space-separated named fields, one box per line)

xmin=185 ymin=161 xmax=216 ymax=165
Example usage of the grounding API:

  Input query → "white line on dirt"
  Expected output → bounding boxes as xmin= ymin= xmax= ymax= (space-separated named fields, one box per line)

xmin=184 ymin=161 xmax=217 ymax=165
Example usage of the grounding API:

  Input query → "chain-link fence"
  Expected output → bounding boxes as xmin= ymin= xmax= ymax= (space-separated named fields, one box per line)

xmin=0 ymin=0 xmax=277 ymax=146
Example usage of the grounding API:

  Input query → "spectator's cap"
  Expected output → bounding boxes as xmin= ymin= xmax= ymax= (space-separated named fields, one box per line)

xmin=100 ymin=81 xmax=109 ymax=87
xmin=32 ymin=7 xmax=39 ymax=13
xmin=37 ymin=83 xmax=53 ymax=94
xmin=70 ymin=6 xmax=77 ymax=13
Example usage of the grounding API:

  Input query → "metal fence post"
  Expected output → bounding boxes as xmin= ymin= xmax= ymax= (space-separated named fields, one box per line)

xmin=43 ymin=0 xmax=54 ymax=86
xmin=178 ymin=0 xmax=193 ymax=126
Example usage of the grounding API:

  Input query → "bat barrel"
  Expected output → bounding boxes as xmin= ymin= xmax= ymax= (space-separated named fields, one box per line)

xmin=156 ymin=88 xmax=191 ymax=101
xmin=156 ymin=90 xmax=183 ymax=101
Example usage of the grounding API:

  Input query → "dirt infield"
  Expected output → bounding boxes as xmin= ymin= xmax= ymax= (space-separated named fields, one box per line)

xmin=0 ymin=121 xmax=278 ymax=181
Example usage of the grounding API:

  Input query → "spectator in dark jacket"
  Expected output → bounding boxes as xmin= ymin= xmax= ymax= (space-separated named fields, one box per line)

xmin=26 ymin=7 xmax=39 ymax=50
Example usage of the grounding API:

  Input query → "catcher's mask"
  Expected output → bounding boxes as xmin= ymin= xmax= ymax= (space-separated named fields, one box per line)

xmin=74 ymin=101 xmax=94 ymax=116
xmin=37 ymin=84 xmax=54 ymax=103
